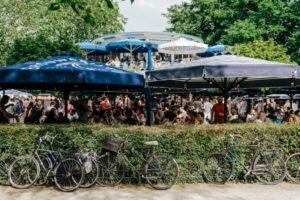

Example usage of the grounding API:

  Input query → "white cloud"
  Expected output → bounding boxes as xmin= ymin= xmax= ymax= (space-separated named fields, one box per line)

xmin=118 ymin=0 xmax=191 ymax=32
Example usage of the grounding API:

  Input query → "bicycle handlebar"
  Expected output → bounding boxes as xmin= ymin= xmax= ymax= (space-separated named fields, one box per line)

xmin=38 ymin=132 xmax=58 ymax=144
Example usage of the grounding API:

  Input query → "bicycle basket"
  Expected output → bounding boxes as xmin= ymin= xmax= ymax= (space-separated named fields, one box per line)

xmin=101 ymin=137 xmax=122 ymax=153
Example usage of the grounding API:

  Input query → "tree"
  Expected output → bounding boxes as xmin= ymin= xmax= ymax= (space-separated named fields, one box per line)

xmin=228 ymin=39 xmax=293 ymax=64
xmin=0 ymin=0 xmax=125 ymax=65
xmin=6 ymin=32 xmax=82 ymax=65
xmin=165 ymin=0 xmax=300 ymax=63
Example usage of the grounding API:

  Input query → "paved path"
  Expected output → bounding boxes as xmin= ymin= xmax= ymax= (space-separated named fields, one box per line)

xmin=0 ymin=183 xmax=299 ymax=200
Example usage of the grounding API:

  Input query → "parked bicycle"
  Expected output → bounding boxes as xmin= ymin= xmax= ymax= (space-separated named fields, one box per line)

xmin=203 ymin=134 xmax=286 ymax=185
xmin=285 ymin=152 xmax=300 ymax=184
xmin=97 ymin=136 xmax=179 ymax=190
xmin=8 ymin=133 xmax=84 ymax=192
xmin=73 ymin=151 xmax=99 ymax=188
xmin=0 ymin=149 xmax=15 ymax=186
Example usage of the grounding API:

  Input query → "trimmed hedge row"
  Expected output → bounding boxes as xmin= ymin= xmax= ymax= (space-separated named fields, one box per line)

xmin=0 ymin=124 xmax=299 ymax=183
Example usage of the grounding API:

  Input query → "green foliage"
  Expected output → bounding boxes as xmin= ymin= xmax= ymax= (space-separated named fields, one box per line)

xmin=0 ymin=0 xmax=124 ymax=65
xmin=6 ymin=32 xmax=82 ymax=65
xmin=0 ymin=124 xmax=299 ymax=183
xmin=228 ymin=39 xmax=293 ymax=64
xmin=165 ymin=0 xmax=300 ymax=64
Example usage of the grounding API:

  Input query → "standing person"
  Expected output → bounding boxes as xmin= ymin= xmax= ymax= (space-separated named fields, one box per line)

xmin=270 ymin=98 xmax=277 ymax=110
xmin=30 ymin=100 xmax=44 ymax=123
xmin=0 ymin=95 xmax=18 ymax=123
xmin=15 ymin=100 xmax=24 ymax=122
xmin=211 ymin=96 xmax=226 ymax=124
xmin=254 ymin=98 xmax=265 ymax=113
xmin=100 ymin=96 xmax=110 ymax=110
xmin=237 ymin=97 xmax=247 ymax=117
xmin=57 ymin=101 xmax=65 ymax=115
xmin=194 ymin=97 xmax=202 ymax=113
xmin=71 ymin=96 xmax=89 ymax=123
xmin=203 ymin=97 xmax=212 ymax=124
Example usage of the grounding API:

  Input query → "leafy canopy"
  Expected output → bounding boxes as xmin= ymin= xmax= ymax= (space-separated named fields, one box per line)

xmin=165 ymin=0 xmax=300 ymax=63
xmin=0 ymin=0 xmax=125 ymax=65
xmin=228 ymin=39 xmax=293 ymax=64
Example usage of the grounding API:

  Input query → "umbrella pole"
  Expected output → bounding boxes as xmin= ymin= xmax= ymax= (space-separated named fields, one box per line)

xmin=146 ymin=44 xmax=153 ymax=126
xmin=63 ymin=91 xmax=70 ymax=118
xmin=2 ymin=90 xmax=5 ymax=96
xmin=289 ymin=93 xmax=294 ymax=110
xmin=224 ymin=92 xmax=228 ymax=123
xmin=224 ymin=78 xmax=228 ymax=123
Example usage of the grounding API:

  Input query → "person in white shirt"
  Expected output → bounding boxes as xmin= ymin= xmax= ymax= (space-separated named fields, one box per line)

xmin=203 ymin=97 xmax=212 ymax=124
xmin=237 ymin=98 xmax=247 ymax=116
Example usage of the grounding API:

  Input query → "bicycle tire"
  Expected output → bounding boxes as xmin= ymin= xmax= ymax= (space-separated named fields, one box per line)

xmin=145 ymin=154 xmax=179 ymax=190
xmin=253 ymin=151 xmax=286 ymax=185
xmin=8 ymin=156 xmax=40 ymax=189
xmin=35 ymin=154 xmax=53 ymax=186
xmin=97 ymin=153 xmax=125 ymax=187
xmin=0 ymin=158 xmax=9 ymax=185
xmin=203 ymin=153 xmax=234 ymax=184
xmin=54 ymin=158 xmax=84 ymax=192
xmin=80 ymin=158 xmax=99 ymax=188
xmin=285 ymin=152 xmax=300 ymax=184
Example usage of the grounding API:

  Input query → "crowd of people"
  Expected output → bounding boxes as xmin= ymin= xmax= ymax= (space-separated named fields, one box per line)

xmin=1 ymin=93 xmax=300 ymax=125
xmin=104 ymin=54 xmax=197 ymax=70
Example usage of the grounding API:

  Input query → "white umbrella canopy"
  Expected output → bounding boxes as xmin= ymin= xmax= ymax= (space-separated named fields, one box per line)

xmin=1 ymin=89 xmax=33 ymax=98
xmin=158 ymin=37 xmax=208 ymax=55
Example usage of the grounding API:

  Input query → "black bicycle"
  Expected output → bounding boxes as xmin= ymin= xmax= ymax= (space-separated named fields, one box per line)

xmin=97 ymin=136 xmax=179 ymax=190
xmin=285 ymin=152 xmax=300 ymax=184
xmin=203 ymin=135 xmax=286 ymax=185
xmin=8 ymin=133 xmax=84 ymax=192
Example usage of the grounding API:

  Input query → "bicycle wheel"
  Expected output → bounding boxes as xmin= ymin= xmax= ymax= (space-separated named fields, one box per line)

xmin=80 ymin=158 xmax=99 ymax=188
xmin=54 ymin=158 xmax=84 ymax=192
xmin=0 ymin=158 xmax=9 ymax=185
xmin=285 ymin=152 xmax=300 ymax=184
xmin=203 ymin=153 xmax=233 ymax=184
xmin=8 ymin=156 xmax=40 ymax=189
xmin=253 ymin=151 xmax=286 ymax=185
xmin=97 ymin=153 xmax=125 ymax=186
xmin=35 ymin=154 xmax=52 ymax=186
xmin=145 ymin=154 xmax=179 ymax=190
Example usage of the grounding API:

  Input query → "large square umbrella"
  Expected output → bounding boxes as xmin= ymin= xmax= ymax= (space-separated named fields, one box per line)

xmin=0 ymin=56 xmax=145 ymax=116
xmin=146 ymin=55 xmax=300 ymax=122
xmin=0 ymin=56 xmax=144 ymax=91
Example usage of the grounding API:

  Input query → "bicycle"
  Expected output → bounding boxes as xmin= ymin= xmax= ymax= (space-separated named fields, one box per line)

xmin=203 ymin=134 xmax=286 ymax=185
xmin=73 ymin=151 xmax=99 ymax=188
xmin=285 ymin=152 xmax=300 ymax=184
xmin=0 ymin=152 xmax=15 ymax=186
xmin=8 ymin=133 xmax=84 ymax=192
xmin=0 ymin=146 xmax=14 ymax=185
xmin=97 ymin=136 xmax=179 ymax=190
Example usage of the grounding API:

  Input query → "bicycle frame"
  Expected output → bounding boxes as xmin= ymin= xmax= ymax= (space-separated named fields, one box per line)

xmin=33 ymin=134 xmax=63 ymax=178
xmin=224 ymin=143 xmax=264 ymax=176
xmin=117 ymin=137 xmax=158 ymax=181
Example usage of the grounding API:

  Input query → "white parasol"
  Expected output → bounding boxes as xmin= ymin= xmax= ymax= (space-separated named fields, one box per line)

xmin=158 ymin=37 xmax=208 ymax=55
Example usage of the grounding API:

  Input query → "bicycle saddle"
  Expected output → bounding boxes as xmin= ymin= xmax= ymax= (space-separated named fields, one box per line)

xmin=145 ymin=141 xmax=159 ymax=146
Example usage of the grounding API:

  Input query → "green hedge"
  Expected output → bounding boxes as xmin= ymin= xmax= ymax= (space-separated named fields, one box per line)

xmin=0 ymin=124 xmax=299 ymax=183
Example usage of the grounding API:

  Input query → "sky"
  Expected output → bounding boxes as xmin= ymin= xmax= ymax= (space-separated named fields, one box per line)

xmin=118 ymin=0 xmax=191 ymax=32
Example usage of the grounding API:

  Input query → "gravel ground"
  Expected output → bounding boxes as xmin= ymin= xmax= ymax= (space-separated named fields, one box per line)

xmin=0 ymin=183 xmax=299 ymax=200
